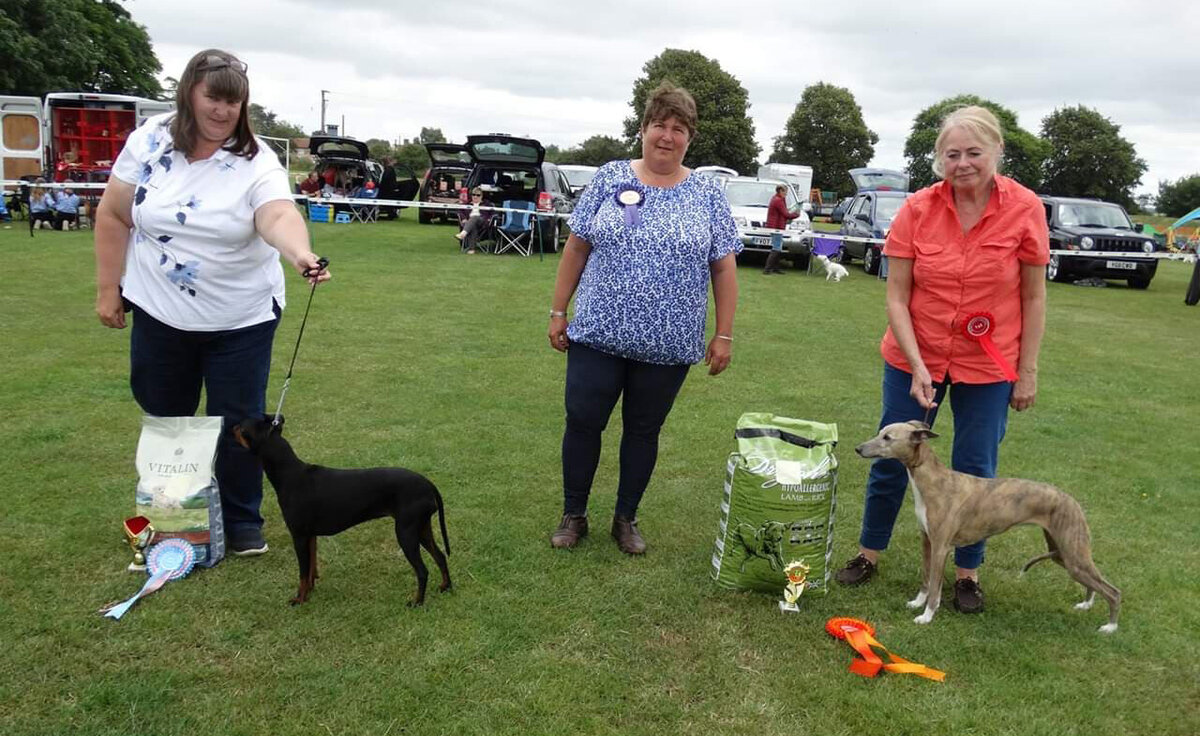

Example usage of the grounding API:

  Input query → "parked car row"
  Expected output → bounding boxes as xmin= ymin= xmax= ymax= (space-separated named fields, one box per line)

xmin=416 ymin=135 xmax=597 ymax=250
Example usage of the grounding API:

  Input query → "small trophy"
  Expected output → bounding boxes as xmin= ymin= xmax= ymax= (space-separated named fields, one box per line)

xmin=122 ymin=516 xmax=155 ymax=572
xmin=778 ymin=560 xmax=810 ymax=613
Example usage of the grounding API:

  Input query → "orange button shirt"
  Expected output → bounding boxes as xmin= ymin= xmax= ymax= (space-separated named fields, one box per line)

xmin=881 ymin=175 xmax=1049 ymax=384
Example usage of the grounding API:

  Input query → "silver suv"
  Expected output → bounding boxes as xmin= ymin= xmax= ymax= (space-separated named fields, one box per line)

xmin=722 ymin=176 xmax=812 ymax=264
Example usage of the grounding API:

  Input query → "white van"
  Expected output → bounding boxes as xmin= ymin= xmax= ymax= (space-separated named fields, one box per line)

xmin=757 ymin=163 xmax=813 ymax=203
xmin=0 ymin=92 xmax=172 ymax=183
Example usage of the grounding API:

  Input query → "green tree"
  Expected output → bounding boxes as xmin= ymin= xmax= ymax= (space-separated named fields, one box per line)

xmin=393 ymin=139 xmax=429 ymax=175
xmin=0 ymin=0 xmax=162 ymax=98
xmin=623 ymin=49 xmax=758 ymax=172
xmin=248 ymin=103 xmax=305 ymax=140
xmin=771 ymin=82 xmax=877 ymax=196
xmin=1040 ymin=106 xmax=1147 ymax=209
xmin=903 ymin=94 xmax=1048 ymax=191
xmin=560 ymin=135 xmax=631 ymax=167
xmin=364 ymin=138 xmax=393 ymax=161
xmin=419 ymin=127 xmax=446 ymax=144
xmin=1156 ymin=174 xmax=1200 ymax=218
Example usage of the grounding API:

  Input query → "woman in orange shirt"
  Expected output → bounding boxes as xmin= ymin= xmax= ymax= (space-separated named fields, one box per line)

xmin=836 ymin=106 xmax=1049 ymax=615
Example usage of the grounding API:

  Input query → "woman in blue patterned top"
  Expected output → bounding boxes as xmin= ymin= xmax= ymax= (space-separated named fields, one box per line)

xmin=546 ymin=82 xmax=742 ymax=555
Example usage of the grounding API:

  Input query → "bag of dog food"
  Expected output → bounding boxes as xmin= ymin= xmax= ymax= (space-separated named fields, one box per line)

xmin=711 ymin=413 xmax=838 ymax=595
xmin=134 ymin=416 xmax=225 ymax=567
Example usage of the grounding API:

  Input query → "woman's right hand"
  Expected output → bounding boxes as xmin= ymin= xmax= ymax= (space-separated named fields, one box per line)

xmin=548 ymin=315 xmax=569 ymax=352
xmin=96 ymin=287 xmax=126 ymax=329
xmin=909 ymin=363 xmax=938 ymax=410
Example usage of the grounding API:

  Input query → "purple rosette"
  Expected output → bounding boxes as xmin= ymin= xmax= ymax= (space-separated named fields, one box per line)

xmin=614 ymin=184 xmax=645 ymax=228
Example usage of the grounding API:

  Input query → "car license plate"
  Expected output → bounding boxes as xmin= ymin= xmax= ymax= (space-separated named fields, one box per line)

xmin=750 ymin=236 xmax=772 ymax=247
xmin=1106 ymin=260 xmax=1137 ymax=270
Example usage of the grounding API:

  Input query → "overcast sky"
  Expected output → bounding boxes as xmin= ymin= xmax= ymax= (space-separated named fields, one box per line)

xmin=128 ymin=0 xmax=1198 ymax=196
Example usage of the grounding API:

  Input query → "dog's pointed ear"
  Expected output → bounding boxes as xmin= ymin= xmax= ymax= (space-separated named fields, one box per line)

xmin=910 ymin=425 xmax=939 ymax=443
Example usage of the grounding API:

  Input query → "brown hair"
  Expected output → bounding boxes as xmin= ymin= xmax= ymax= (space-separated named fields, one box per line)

xmin=640 ymin=81 xmax=697 ymax=140
xmin=171 ymin=49 xmax=259 ymax=159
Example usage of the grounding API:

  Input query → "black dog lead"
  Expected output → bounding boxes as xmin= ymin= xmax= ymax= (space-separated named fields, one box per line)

xmin=272 ymin=257 xmax=329 ymax=427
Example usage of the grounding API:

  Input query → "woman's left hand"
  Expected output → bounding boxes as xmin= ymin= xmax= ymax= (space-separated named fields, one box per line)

xmin=704 ymin=337 xmax=732 ymax=376
xmin=1011 ymin=370 xmax=1037 ymax=411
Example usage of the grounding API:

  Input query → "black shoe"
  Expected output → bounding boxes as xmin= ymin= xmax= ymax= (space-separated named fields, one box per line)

xmin=953 ymin=578 xmax=985 ymax=613
xmin=229 ymin=528 xmax=269 ymax=557
xmin=834 ymin=554 xmax=877 ymax=586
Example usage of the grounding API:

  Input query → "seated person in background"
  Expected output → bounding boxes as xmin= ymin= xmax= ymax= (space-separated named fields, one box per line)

xmin=456 ymin=187 xmax=492 ymax=255
xmin=53 ymin=186 xmax=81 ymax=230
xmin=298 ymin=170 xmax=322 ymax=197
xmin=29 ymin=181 xmax=56 ymax=230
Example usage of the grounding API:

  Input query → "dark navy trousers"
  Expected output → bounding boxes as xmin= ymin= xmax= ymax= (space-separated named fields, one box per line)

xmin=561 ymin=343 xmax=690 ymax=519
xmin=129 ymin=303 xmax=279 ymax=537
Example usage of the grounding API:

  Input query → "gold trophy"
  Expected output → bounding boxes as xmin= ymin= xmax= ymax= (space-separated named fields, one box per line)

xmin=122 ymin=516 xmax=155 ymax=572
xmin=778 ymin=560 xmax=810 ymax=613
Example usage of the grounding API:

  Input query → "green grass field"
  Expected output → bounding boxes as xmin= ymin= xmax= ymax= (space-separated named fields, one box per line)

xmin=1 ymin=212 xmax=1197 ymax=735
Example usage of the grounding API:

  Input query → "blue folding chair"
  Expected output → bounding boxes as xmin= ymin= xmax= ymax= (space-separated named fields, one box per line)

xmin=807 ymin=235 xmax=843 ymax=276
xmin=494 ymin=200 xmax=536 ymax=256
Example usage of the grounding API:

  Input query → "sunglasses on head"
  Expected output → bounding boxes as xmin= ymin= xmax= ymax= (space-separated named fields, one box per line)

xmin=196 ymin=55 xmax=248 ymax=74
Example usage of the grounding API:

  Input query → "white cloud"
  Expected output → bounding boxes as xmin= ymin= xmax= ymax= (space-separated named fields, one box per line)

xmin=128 ymin=0 xmax=1200 ymax=193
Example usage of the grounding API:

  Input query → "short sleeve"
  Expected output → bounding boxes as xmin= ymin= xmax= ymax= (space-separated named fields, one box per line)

xmin=111 ymin=117 xmax=157 ymax=185
xmin=1017 ymin=198 xmax=1051 ymax=266
xmin=707 ymin=185 xmax=742 ymax=262
xmin=883 ymin=196 xmax=918 ymax=258
xmin=247 ymin=145 xmax=294 ymax=211
xmin=568 ymin=162 xmax=618 ymax=244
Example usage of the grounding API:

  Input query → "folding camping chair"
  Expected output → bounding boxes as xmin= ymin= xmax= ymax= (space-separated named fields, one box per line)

xmin=494 ymin=200 xmax=536 ymax=256
xmin=807 ymin=235 xmax=843 ymax=276
xmin=350 ymin=187 xmax=379 ymax=223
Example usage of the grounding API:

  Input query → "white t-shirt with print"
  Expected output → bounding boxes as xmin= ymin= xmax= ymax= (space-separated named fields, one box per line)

xmin=112 ymin=112 xmax=294 ymax=331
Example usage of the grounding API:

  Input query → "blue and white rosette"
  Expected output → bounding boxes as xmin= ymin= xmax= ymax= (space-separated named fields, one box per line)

xmin=102 ymin=539 xmax=196 ymax=620
xmin=613 ymin=184 xmax=645 ymax=228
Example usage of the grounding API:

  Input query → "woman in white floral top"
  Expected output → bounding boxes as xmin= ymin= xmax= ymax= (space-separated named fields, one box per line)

xmin=93 ymin=49 xmax=329 ymax=557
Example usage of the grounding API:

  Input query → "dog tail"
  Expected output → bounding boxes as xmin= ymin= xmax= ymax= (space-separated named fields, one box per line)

xmin=1021 ymin=529 xmax=1061 ymax=573
xmin=435 ymin=487 xmax=450 ymax=556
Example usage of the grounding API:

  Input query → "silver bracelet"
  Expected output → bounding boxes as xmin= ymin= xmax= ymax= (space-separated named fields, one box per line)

xmin=549 ymin=309 xmax=567 ymax=318
xmin=715 ymin=334 xmax=733 ymax=341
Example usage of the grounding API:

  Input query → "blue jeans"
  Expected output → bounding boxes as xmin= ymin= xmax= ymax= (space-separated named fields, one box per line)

xmin=859 ymin=362 xmax=1012 ymax=569
xmin=129 ymin=303 xmax=279 ymax=537
xmin=562 ymin=343 xmax=690 ymax=518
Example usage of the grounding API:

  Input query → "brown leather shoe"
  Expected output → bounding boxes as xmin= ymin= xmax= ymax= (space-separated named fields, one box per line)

xmin=834 ymin=554 xmax=877 ymax=586
xmin=953 ymin=578 xmax=985 ymax=613
xmin=611 ymin=516 xmax=646 ymax=555
xmin=550 ymin=514 xmax=588 ymax=549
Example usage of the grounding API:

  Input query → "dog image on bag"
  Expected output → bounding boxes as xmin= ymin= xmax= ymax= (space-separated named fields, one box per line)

xmin=232 ymin=416 xmax=451 ymax=607
xmin=732 ymin=520 xmax=787 ymax=572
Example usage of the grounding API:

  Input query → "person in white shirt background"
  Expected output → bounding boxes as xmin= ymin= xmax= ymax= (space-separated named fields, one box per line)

xmin=93 ymin=48 xmax=330 ymax=557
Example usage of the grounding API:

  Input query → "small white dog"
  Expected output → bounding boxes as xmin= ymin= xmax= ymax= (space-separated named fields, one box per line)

xmin=815 ymin=254 xmax=848 ymax=282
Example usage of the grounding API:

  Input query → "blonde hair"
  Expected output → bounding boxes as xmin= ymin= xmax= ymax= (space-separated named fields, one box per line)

xmin=932 ymin=105 xmax=1004 ymax=178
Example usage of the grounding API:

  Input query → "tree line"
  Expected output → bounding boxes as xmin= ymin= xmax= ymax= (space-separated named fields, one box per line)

xmin=4 ymin=7 xmax=1196 ymax=217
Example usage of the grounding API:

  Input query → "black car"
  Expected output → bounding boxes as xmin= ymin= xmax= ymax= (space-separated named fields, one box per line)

xmin=309 ymin=135 xmax=380 ymax=194
xmin=419 ymin=143 xmax=474 ymax=224
xmin=837 ymin=168 xmax=910 ymax=275
xmin=461 ymin=134 xmax=575 ymax=250
xmin=1040 ymin=196 xmax=1159 ymax=289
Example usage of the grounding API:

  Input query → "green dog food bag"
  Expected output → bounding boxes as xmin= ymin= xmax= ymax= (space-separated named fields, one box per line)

xmin=711 ymin=413 xmax=838 ymax=594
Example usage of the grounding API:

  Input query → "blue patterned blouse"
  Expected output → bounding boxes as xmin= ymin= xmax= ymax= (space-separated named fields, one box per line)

xmin=566 ymin=160 xmax=741 ymax=365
